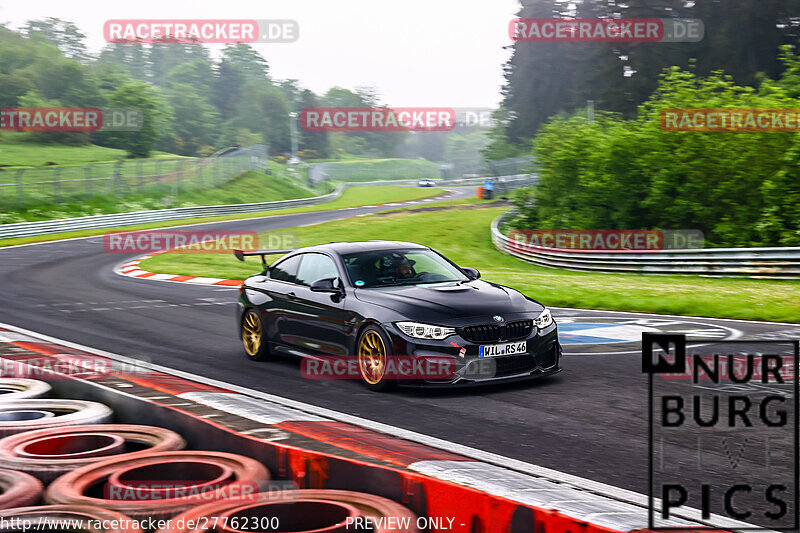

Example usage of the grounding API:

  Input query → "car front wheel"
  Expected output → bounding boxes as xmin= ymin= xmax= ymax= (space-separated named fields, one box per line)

xmin=356 ymin=326 xmax=396 ymax=392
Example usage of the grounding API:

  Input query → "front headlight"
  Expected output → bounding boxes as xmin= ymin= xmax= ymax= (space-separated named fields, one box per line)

xmin=534 ymin=308 xmax=553 ymax=329
xmin=396 ymin=322 xmax=456 ymax=340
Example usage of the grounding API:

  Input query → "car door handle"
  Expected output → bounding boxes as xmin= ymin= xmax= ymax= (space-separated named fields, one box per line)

xmin=287 ymin=292 xmax=297 ymax=300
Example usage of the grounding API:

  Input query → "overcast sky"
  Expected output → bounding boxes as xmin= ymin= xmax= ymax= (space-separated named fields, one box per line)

xmin=0 ymin=0 xmax=521 ymax=108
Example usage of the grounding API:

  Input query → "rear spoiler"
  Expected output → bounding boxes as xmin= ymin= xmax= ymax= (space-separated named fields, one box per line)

xmin=233 ymin=249 xmax=294 ymax=269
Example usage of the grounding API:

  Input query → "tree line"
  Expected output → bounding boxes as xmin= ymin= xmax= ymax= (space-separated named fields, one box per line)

xmin=0 ymin=18 xmax=492 ymax=167
xmin=492 ymin=0 xmax=800 ymax=247
xmin=0 ymin=19 xmax=411 ymax=159
xmin=486 ymin=0 xmax=800 ymax=156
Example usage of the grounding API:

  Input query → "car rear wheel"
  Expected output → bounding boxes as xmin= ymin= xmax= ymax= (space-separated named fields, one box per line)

xmin=357 ymin=326 xmax=396 ymax=392
xmin=241 ymin=309 xmax=271 ymax=361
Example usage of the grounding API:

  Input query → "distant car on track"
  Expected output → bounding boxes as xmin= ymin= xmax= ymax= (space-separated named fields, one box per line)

xmin=235 ymin=241 xmax=561 ymax=391
xmin=418 ymin=179 xmax=436 ymax=187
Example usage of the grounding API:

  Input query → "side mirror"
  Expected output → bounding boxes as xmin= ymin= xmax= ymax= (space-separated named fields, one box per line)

xmin=310 ymin=277 xmax=342 ymax=293
xmin=462 ymin=267 xmax=481 ymax=280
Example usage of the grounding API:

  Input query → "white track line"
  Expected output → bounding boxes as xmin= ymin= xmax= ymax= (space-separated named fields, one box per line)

xmin=551 ymin=306 xmax=800 ymax=327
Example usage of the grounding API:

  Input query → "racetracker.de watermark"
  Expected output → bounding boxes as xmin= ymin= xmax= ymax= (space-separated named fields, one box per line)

xmin=104 ymin=19 xmax=298 ymax=43
xmin=0 ymin=108 xmax=142 ymax=132
xmin=104 ymin=480 xmax=287 ymax=502
xmin=105 ymin=230 xmax=258 ymax=254
xmin=510 ymin=18 xmax=703 ymax=43
xmin=301 ymin=355 xmax=457 ymax=380
xmin=508 ymin=230 xmax=705 ymax=251
xmin=300 ymin=108 xmax=457 ymax=132
xmin=0 ymin=356 xmax=150 ymax=379
xmin=661 ymin=109 xmax=800 ymax=133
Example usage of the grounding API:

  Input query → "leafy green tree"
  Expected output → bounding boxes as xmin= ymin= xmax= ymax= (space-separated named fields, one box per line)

xmin=148 ymin=42 xmax=209 ymax=85
xmin=298 ymin=89 xmax=330 ymax=157
xmin=103 ymin=82 xmax=165 ymax=157
xmin=212 ymin=59 xmax=245 ymax=121
xmin=0 ymin=28 xmax=100 ymax=108
xmin=220 ymin=44 xmax=270 ymax=81
xmin=18 ymin=89 xmax=89 ymax=145
xmin=97 ymin=43 xmax=148 ymax=82
xmin=34 ymin=53 xmax=102 ymax=106
xmin=498 ymin=0 xmax=800 ymax=145
xmin=90 ymin=62 xmax=135 ymax=97
xmin=165 ymin=59 xmax=215 ymax=103
xmin=321 ymin=86 xmax=407 ymax=157
xmin=163 ymin=83 xmax=220 ymax=155
xmin=236 ymin=81 xmax=291 ymax=153
xmin=260 ymin=85 xmax=291 ymax=153
xmin=24 ymin=18 xmax=89 ymax=63
xmin=444 ymin=131 xmax=489 ymax=169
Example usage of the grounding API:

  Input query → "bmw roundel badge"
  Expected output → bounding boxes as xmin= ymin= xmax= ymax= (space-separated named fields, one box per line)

xmin=493 ymin=315 xmax=504 ymax=322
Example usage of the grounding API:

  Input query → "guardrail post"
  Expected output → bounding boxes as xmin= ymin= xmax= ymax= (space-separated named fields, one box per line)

xmin=85 ymin=165 xmax=92 ymax=198
xmin=15 ymin=169 xmax=24 ymax=206
xmin=175 ymin=162 xmax=184 ymax=200
xmin=113 ymin=161 xmax=122 ymax=196
xmin=54 ymin=167 xmax=61 ymax=204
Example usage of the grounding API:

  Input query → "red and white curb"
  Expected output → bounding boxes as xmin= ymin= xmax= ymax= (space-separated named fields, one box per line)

xmin=113 ymin=192 xmax=456 ymax=288
xmin=0 ymin=322 xmax=757 ymax=533
xmin=115 ymin=251 xmax=244 ymax=287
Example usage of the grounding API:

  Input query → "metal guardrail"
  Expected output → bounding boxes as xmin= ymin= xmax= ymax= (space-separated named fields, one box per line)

xmin=440 ymin=155 xmax=534 ymax=181
xmin=308 ymin=160 xmax=441 ymax=184
xmin=491 ymin=212 xmax=800 ymax=278
xmin=309 ymin=156 xmax=535 ymax=185
xmin=0 ymin=175 xmax=535 ymax=241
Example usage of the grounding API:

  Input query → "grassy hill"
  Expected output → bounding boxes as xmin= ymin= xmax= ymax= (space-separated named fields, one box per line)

xmin=0 ymin=138 xmax=179 ymax=169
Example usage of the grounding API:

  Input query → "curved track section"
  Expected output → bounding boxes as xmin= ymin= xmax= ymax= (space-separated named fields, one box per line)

xmin=1 ymin=186 xmax=799 ymax=498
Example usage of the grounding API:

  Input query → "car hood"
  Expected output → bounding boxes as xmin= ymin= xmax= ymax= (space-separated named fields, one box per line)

xmin=353 ymin=280 xmax=543 ymax=323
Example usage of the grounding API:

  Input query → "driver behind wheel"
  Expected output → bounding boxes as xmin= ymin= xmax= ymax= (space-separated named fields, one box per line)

xmin=395 ymin=258 xmax=415 ymax=279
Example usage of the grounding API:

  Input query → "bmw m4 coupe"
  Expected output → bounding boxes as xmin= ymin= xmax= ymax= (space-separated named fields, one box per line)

xmin=235 ymin=241 xmax=561 ymax=391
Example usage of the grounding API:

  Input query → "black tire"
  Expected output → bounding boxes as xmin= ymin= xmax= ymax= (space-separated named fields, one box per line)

xmin=241 ymin=309 xmax=272 ymax=361
xmin=356 ymin=325 xmax=396 ymax=392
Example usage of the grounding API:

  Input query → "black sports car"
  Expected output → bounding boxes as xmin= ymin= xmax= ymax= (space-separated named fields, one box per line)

xmin=235 ymin=241 xmax=561 ymax=391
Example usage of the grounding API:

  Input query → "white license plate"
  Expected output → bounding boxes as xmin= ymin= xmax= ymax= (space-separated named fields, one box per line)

xmin=479 ymin=341 xmax=527 ymax=358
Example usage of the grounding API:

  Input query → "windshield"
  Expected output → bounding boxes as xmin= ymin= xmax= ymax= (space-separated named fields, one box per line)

xmin=342 ymin=249 xmax=468 ymax=288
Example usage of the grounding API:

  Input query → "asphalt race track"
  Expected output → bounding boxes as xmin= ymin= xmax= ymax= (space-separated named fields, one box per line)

xmin=2 ymin=186 xmax=799 ymax=505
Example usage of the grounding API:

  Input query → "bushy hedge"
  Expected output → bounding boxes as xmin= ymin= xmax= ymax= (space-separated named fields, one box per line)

xmin=516 ymin=57 xmax=800 ymax=247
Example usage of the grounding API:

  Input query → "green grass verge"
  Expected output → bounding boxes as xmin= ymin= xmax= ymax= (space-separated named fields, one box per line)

xmin=1 ymin=141 xmax=127 ymax=168
xmin=0 ymin=139 xmax=177 ymax=168
xmin=140 ymin=205 xmax=800 ymax=323
xmin=0 ymin=185 xmax=444 ymax=248
xmin=0 ymin=169 xmax=314 ymax=224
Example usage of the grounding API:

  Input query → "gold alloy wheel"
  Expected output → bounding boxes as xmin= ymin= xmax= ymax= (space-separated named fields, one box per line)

xmin=358 ymin=330 xmax=387 ymax=385
xmin=242 ymin=311 xmax=262 ymax=356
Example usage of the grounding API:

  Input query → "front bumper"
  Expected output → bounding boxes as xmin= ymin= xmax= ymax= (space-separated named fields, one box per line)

xmin=383 ymin=322 xmax=562 ymax=387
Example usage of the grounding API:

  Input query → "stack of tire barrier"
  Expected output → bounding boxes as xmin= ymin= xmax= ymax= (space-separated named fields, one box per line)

xmin=0 ymin=379 xmax=418 ymax=532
